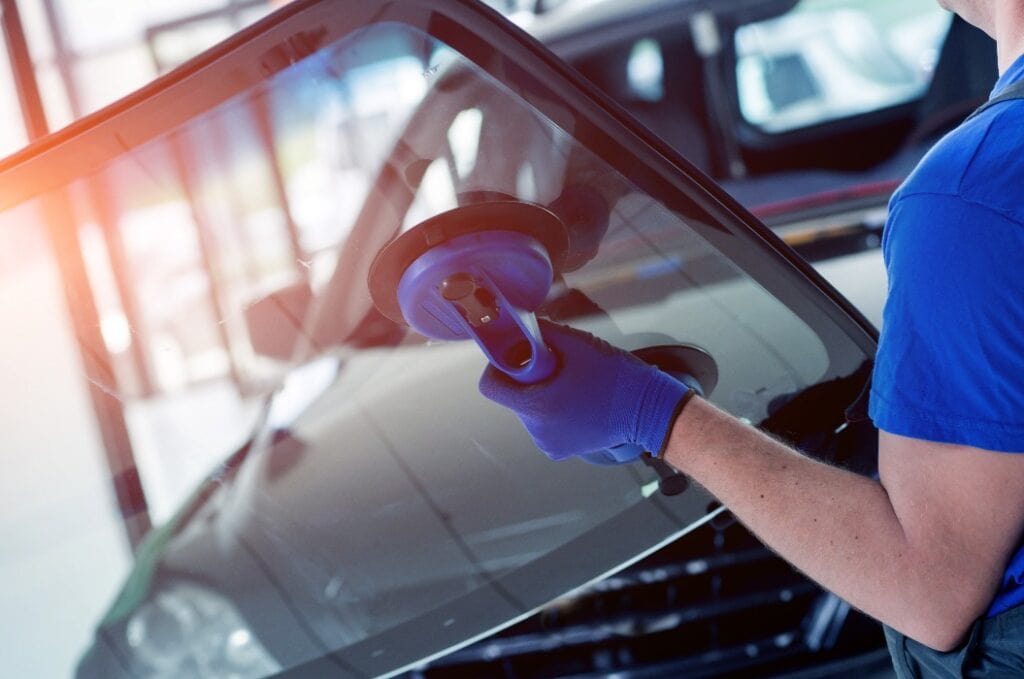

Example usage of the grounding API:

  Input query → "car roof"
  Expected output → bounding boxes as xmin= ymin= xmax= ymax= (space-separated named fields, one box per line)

xmin=528 ymin=0 xmax=797 ymax=53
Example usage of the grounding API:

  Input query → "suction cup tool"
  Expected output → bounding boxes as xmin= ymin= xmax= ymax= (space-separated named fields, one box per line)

xmin=368 ymin=202 xmax=569 ymax=384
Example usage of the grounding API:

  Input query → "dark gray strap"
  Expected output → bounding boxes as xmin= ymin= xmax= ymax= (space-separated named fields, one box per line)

xmin=965 ymin=80 xmax=1024 ymax=123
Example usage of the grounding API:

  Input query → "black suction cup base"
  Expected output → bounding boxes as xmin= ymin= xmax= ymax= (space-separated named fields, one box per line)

xmin=631 ymin=342 xmax=718 ymax=498
xmin=633 ymin=343 xmax=719 ymax=398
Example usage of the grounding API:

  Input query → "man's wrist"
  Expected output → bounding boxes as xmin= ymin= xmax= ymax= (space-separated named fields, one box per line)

xmin=652 ymin=387 xmax=697 ymax=458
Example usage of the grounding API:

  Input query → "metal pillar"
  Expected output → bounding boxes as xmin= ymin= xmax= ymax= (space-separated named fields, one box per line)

xmin=1 ymin=0 xmax=47 ymax=139
xmin=1 ymin=0 xmax=151 ymax=548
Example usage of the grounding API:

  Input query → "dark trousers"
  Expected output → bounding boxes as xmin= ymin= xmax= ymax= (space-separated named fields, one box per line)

xmin=885 ymin=604 xmax=1024 ymax=678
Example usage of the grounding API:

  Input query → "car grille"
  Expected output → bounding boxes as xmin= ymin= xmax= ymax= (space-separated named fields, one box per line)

xmin=404 ymin=510 xmax=884 ymax=678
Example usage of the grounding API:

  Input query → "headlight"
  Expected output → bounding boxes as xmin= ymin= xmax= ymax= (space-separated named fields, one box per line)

xmin=125 ymin=582 xmax=280 ymax=678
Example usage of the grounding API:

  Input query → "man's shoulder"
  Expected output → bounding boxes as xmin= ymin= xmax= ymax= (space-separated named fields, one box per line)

xmin=895 ymin=103 xmax=1024 ymax=224
xmin=871 ymin=102 xmax=1024 ymax=455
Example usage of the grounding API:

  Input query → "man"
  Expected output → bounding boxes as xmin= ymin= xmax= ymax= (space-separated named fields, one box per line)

xmin=480 ymin=2 xmax=1024 ymax=676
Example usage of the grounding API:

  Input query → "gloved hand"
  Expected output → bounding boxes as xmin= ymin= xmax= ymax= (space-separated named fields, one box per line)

xmin=478 ymin=320 xmax=693 ymax=462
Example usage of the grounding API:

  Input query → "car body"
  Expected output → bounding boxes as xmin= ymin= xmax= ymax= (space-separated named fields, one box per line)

xmin=0 ymin=1 xmax=991 ymax=678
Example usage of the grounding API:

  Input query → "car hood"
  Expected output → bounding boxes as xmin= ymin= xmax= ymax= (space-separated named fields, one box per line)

xmin=209 ymin=332 xmax=717 ymax=675
xmin=529 ymin=0 xmax=799 ymax=48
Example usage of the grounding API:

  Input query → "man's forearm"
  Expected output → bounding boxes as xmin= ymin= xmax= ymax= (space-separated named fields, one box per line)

xmin=476 ymin=320 xmax=1016 ymax=647
xmin=661 ymin=397 xmax=984 ymax=650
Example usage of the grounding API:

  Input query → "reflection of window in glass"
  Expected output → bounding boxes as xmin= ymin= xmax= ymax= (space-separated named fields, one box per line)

xmin=626 ymin=38 xmax=664 ymax=102
xmin=447 ymin=108 xmax=483 ymax=179
xmin=343 ymin=56 xmax=428 ymax=167
xmin=79 ymin=222 xmax=134 ymax=357
xmin=275 ymin=50 xmax=428 ymax=256
xmin=118 ymin=200 xmax=227 ymax=389
xmin=516 ymin=161 xmax=537 ymax=201
xmin=404 ymin=157 xmax=458 ymax=228
xmin=735 ymin=0 xmax=951 ymax=133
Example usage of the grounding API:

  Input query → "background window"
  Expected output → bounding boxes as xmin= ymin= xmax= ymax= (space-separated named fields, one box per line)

xmin=735 ymin=0 xmax=951 ymax=133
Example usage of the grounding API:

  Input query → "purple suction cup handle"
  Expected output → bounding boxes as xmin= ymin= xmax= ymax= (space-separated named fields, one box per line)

xmin=396 ymin=231 xmax=556 ymax=384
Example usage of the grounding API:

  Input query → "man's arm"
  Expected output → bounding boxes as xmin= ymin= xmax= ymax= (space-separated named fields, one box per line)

xmin=663 ymin=396 xmax=1024 ymax=651
xmin=478 ymin=321 xmax=1024 ymax=650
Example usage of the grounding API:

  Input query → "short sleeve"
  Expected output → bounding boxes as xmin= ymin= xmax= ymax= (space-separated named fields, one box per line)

xmin=869 ymin=192 xmax=1024 ymax=452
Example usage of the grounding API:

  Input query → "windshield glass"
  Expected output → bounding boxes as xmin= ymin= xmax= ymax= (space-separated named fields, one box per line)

xmin=1 ymin=6 xmax=873 ymax=678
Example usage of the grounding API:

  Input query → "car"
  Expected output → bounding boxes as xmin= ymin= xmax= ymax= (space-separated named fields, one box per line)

xmin=531 ymin=0 xmax=994 ymax=228
xmin=0 ymin=0 xmax=990 ymax=678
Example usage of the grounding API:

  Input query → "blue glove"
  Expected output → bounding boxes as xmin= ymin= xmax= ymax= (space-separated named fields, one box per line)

xmin=478 ymin=320 xmax=694 ymax=462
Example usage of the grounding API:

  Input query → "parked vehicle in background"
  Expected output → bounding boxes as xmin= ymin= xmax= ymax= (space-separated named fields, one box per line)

xmin=533 ymin=0 xmax=995 ymax=231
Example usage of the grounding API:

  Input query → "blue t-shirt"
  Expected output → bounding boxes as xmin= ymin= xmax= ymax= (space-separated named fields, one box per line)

xmin=869 ymin=54 xmax=1024 ymax=617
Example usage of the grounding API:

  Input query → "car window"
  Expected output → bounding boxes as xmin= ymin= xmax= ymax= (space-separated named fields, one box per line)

xmin=0 ymin=3 xmax=876 ymax=678
xmin=735 ymin=0 xmax=952 ymax=133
